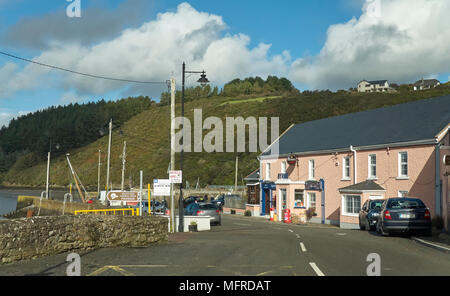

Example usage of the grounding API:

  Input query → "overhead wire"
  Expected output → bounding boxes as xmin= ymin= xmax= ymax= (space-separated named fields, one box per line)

xmin=0 ymin=50 xmax=169 ymax=85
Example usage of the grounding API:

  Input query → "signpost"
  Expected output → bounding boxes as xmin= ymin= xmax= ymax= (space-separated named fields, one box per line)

xmin=107 ymin=191 xmax=139 ymax=207
xmin=169 ymin=171 xmax=183 ymax=184
xmin=154 ymin=179 xmax=171 ymax=197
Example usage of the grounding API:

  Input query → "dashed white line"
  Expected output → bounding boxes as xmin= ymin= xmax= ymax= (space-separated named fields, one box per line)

xmin=288 ymin=229 xmax=294 ymax=233
xmin=309 ymin=263 xmax=325 ymax=276
xmin=295 ymin=234 xmax=300 ymax=239
xmin=300 ymin=242 xmax=307 ymax=252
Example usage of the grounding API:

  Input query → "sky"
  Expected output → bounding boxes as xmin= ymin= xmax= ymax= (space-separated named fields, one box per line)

xmin=0 ymin=0 xmax=449 ymax=127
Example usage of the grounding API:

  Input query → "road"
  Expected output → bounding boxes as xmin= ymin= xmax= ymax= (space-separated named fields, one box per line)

xmin=0 ymin=214 xmax=449 ymax=276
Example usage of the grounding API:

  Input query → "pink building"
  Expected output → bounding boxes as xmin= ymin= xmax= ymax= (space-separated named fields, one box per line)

xmin=259 ymin=96 xmax=450 ymax=230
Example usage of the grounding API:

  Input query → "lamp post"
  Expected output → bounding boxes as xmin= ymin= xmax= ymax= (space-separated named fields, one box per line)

xmin=179 ymin=62 xmax=209 ymax=233
xmin=46 ymin=140 xmax=60 ymax=200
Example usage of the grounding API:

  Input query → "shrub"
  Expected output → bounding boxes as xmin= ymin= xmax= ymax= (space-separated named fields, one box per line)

xmin=244 ymin=210 xmax=252 ymax=217
xmin=432 ymin=216 xmax=444 ymax=230
xmin=190 ymin=221 xmax=197 ymax=226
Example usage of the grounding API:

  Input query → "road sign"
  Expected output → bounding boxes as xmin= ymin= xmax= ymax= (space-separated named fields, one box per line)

xmin=154 ymin=179 xmax=171 ymax=196
xmin=169 ymin=170 xmax=182 ymax=184
xmin=107 ymin=191 xmax=139 ymax=202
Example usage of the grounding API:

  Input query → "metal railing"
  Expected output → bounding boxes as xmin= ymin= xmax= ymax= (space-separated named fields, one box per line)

xmin=74 ymin=208 xmax=140 ymax=216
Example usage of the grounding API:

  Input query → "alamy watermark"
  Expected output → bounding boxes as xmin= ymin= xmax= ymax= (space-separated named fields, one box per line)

xmin=173 ymin=109 xmax=280 ymax=156
xmin=366 ymin=253 xmax=381 ymax=276
xmin=66 ymin=253 xmax=81 ymax=276
xmin=365 ymin=0 xmax=381 ymax=18
xmin=66 ymin=0 xmax=81 ymax=18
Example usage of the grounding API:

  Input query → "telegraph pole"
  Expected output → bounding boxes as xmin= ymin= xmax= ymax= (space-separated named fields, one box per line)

xmin=106 ymin=119 xmax=112 ymax=193
xmin=97 ymin=150 xmax=101 ymax=196
xmin=121 ymin=141 xmax=127 ymax=191
xmin=46 ymin=151 xmax=50 ymax=199
xmin=170 ymin=78 xmax=176 ymax=233
xmin=235 ymin=156 xmax=239 ymax=192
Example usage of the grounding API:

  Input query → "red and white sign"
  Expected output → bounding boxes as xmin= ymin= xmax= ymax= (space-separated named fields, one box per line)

xmin=169 ymin=170 xmax=182 ymax=184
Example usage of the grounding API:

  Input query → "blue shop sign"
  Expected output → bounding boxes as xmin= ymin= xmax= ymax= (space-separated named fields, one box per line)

xmin=262 ymin=182 xmax=276 ymax=190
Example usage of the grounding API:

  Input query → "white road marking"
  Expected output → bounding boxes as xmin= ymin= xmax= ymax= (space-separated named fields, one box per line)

xmin=300 ymin=242 xmax=307 ymax=252
xmin=296 ymin=234 xmax=300 ymax=239
xmin=288 ymin=229 xmax=294 ymax=233
xmin=309 ymin=263 xmax=325 ymax=276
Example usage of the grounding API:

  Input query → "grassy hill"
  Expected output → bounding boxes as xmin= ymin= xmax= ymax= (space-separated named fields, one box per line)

xmin=2 ymin=84 xmax=450 ymax=190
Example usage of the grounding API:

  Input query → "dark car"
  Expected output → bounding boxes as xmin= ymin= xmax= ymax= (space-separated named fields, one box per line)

xmin=184 ymin=196 xmax=199 ymax=207
xmin=376 ymin=197 xmax=432 ymax=236
xmin=359 ymin=199 xmax=384 ymax=231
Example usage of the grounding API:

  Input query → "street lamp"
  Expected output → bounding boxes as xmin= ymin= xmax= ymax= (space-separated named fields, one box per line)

xmin=179 ymin=62 xmax=209 ymax=233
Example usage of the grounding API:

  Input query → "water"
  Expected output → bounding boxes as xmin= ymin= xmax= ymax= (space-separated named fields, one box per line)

xmin=0 ymin=190 xmax=19 ymax=220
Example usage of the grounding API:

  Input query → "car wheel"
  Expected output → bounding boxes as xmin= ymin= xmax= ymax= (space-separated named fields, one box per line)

xmin=359 ymin=218 xmax=366 ymax=231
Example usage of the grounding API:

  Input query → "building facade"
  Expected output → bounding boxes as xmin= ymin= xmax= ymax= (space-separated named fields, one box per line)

xmin=258 ymin=96 xmax=450 ymax=230
xmin=358 ymin=80 xmax=390 ymax=93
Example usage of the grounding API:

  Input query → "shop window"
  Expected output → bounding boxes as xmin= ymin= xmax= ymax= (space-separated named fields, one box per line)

xmin=307 ymin=192 xmax=316 ymax=210
xmin=294 ymin=190 xmax=305 ymax=208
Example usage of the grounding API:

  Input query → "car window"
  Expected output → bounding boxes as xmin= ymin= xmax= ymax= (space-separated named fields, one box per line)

xmin=388 ymin=199 xmax=426 ymax=209
xmin=370 ymin=201 xmax=383 ymax=209
xmin=199 ymin=204 xmax=218 ymax=210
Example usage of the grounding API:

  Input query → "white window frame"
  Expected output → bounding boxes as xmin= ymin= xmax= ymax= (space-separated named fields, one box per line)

xmin=307 ymin=192 xmax=317 ymax=210
xmin=398 ymin=152 xmax=409 ymax=179
xmin=308 ymin=160 xmax=315 ymax=180
xmin=265 ymin=163 xmax=271 ymax=181
xmin=281 ymin=161 xmax=287 ymax=174
xmin=342 ymin=157 xmax=351 ymax=180
xmin=342 ymin=195 xmax=361 ymax=217
xmin=368 ymin=154 xmax=377 ymax=180
xmin=294 ymin=189 xmax=305 ymax=208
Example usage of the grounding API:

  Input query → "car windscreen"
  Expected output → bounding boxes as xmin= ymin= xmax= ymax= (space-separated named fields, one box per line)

xmin=369 ymin=201 xmax=384 ymax=209
xmin=199 ymin=204 xmax=218 ymax=210
xmin=387 ymin=199 xmax=426 ymax=209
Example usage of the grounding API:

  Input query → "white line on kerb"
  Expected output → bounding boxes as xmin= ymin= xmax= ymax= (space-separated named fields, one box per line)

xmin=309 ymin=263 xmax=325 ymax=276
xmin=300 ymin=242 xmax=307 ymax=252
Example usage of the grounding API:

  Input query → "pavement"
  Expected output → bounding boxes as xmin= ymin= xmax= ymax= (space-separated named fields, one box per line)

xmin=0 ymin=214 xmax=449 ymax=276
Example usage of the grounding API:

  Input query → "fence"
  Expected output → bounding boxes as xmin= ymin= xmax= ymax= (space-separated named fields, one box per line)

xmin=74 ymin=208 xmax=140 ymax=216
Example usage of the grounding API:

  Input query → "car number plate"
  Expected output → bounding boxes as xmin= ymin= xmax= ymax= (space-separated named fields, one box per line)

xmin=400 ymin=214 xmax=415 ymax=219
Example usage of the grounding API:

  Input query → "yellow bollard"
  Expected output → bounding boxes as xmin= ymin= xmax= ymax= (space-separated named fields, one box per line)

xmin=148 ymin=184 xmax=151 ymax=217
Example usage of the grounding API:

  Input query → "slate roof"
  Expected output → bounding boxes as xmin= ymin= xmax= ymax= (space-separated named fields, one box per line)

xmin=244 ymin=169 xmax=260 ymax=181
xmin=339 ymin=180 xmax=385 ymax=192
xmin=413 ymin=79 xmax=440 ymax=87
xmin=368 ymin=80 xmax=388 ymax=85
xmin=262 ymin=95 xmax=450 ymax=157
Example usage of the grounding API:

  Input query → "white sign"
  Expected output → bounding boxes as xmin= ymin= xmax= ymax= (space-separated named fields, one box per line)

xmin=154 ymin=179 xmax=171 ymax=196
xmin=169 ymin=170 xmax=182 ymax=184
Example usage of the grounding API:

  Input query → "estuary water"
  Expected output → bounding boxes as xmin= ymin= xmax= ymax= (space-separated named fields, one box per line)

xmin=0 ymin=190 xmax=19 ymax=220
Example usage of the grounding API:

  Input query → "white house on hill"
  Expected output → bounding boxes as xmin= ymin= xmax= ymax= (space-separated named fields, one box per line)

xmin=358 ymin=80 xmax=390 ymax=93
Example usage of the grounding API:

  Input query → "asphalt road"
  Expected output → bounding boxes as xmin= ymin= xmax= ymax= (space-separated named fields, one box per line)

xmin=0 ymin=215 xmax=449 ymax=276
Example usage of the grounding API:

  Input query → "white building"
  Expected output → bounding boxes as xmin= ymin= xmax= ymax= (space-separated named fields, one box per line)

xmin=358 ymin=80 xmax=390 ymax=93
xmin=413 ymin=79 xmax=441 ymax=91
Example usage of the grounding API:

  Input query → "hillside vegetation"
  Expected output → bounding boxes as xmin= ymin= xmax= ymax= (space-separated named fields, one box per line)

xmin=1 ymin=78 xmax=450 ymax=189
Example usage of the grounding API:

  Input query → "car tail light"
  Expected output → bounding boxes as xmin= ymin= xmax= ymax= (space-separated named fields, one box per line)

xmin=216 ymin=210 xmax=220 ymax=214
xmin=197 ymin=211 xmax=204 ymax=215
xmin=424 ymin=210 xmax=431 ymax=220
xmin=384 ymin=210 xmax=392 ymax=220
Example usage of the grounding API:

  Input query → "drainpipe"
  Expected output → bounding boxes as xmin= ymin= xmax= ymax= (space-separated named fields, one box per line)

xmin=350 ymin=145 xmax=357 ymax=184
xmin=435 ymin=143 xmax=442 ymax=217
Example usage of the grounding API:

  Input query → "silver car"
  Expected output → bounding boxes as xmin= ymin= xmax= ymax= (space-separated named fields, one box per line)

xmin=197 ymin=203 xmax=222 ymax=226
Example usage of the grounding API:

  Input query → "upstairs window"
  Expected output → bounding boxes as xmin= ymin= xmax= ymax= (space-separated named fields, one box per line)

xmin=398 ymin=152 xmax=408 ymax=178
xmin=309 ymin=160 xmax=315 ymax=180
xmin=368 ymin=154 xmax=377 ymax=179
xmin=343 ymin=157 xmax=351 ymax=179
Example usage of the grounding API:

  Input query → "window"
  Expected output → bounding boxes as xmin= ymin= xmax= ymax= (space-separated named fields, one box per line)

xmin=398 ymin=152 xmax=408 ymax=178
xmin=265 ymin=163 xmax=271 ymax=180
xmin=307 ymin=192 xmax=317 ymax=210
xmin=368 ymin=154 xmax=377 ymax=179
xmin=295 ymin=190 xmax=305 ymax=208
xmin=309 ymin=160 xmax=315 ymax=180
xmin=281 ymin=161 xmax=287 ymax=174
xmin=399 ymin=191 xmax=409 ymax=198
xmin=343 ymin=157 xmax=351 ymax=179
xmin=343 ymin=195 xmax=361 ymax=216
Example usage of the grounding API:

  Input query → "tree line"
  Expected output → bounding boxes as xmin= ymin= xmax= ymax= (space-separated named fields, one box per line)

xmin=0 ymin=96 xmax=153 ymax=173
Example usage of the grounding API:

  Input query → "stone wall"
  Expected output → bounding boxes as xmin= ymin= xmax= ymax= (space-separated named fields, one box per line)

xmin=0 ymin=215 xmax=168 ymax=264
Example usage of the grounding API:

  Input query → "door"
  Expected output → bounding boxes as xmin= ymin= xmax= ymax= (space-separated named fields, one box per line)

xmin=264 ymin=190 xmax=270 ymax=215
xmin=279 ymin=189 xmax=287 ymax=221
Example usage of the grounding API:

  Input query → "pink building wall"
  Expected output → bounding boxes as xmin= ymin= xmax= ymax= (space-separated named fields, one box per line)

xmin=261 ymin=143 xmax=447 ymax=228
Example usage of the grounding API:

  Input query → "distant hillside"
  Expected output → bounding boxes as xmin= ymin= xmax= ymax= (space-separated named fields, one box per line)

xmin=0 ymin=96 xmax=154 ymax=174
xmin=1 ymin=80 xmax=450 ymax=189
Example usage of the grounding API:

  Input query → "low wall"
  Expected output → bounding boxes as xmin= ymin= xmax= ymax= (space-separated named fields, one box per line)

xmin=163 ymin=216 xmax=212 ymax=232
xmin=0 ymin=215 xmax=168 ymax=264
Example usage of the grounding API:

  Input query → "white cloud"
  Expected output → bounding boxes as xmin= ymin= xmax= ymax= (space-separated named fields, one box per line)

xmin=290 ymin=0 xmax=450 ymax=90
xmin=0 ymin=2 xmax=289 ymax=99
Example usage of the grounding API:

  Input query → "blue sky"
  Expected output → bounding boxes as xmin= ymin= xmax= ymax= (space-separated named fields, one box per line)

xmin=0 ymin=0 xmax=449 ymax=127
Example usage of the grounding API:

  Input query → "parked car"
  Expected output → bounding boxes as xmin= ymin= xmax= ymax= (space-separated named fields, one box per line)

xmin=197 ymin=203 xmax=222 ymax=226
xmin=211 ymin=195 xmax=225 ymax=210
xmin=376 ymin=197 xmax=432 ymax=236
xmin=184 ymin=201 xmax=200 ymax=216
xmin=184 ymin=196 xmax=200 ymax=207
xmin=359 ymin=199 xmax=384 ymax=231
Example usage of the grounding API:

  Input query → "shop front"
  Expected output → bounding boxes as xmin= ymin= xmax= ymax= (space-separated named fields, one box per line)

xmin=261 ymin=181 xmax=276 ymax=217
